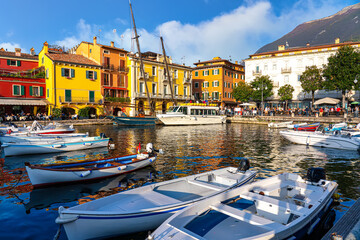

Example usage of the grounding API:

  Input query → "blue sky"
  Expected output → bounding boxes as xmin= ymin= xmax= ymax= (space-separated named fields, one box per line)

xmin=0 ymin=0 xmax=358 ymax=66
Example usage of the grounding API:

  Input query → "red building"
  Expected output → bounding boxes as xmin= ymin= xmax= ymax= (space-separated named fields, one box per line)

xmin=0 ymin=48 xmax=47 ymax=117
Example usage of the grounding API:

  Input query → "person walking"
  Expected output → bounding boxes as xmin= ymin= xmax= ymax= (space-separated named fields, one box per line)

xmin=355 ymin=106 xmax=359 ymax=118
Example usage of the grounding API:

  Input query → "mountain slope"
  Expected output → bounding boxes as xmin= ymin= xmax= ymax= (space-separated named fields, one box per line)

xmin=256 ymin=3 xmax=360 ymax=54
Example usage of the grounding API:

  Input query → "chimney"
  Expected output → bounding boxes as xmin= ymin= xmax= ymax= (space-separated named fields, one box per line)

xmin=110 ymin=41 xmax=114 ymax=47
xmin=335 ymin=38 xmax=340 ymax=44
xmin=93 ymin=36 xmax=97 ymax=45
xmin=43 ymin=41 xmax=49 ymax=53
xmin=235 ymin=61 xmax=238 ymax=64
xmin=0 ymin=48 xmax=5 ymax=52
xmin=278 ymin=45 xmax=285 ymax=51
xmin=15 ymin=48 xmax=21 ymax=56
xmin=30 ymin=47 xmax=35 ymax=55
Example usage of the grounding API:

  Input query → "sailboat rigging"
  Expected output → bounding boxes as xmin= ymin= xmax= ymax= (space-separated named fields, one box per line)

xmin=160 ymin=36 xmax=177 ymax=106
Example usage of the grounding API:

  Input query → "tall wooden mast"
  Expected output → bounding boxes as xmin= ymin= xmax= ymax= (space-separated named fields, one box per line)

xmin=160 ymin=36 xmax=177 ymax=106
xmin=129 ymin=0 xmax=154 ymax=114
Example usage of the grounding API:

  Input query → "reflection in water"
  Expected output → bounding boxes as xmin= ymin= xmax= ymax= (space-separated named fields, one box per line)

xmin=0 ymin=124 xmax=358 ymax=240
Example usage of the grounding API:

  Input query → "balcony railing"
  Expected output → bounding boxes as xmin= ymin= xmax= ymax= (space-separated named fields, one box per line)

xmin=134 ymin=92 xmax=193 ymax=100
xmin=183 ymin=77 xmax=191 ymax=84
xmin=104 ymin=97 xmax=130 ymax=103
xmin=138 ymin=72 xmax=149 ymax=80
xmin=281 ymin=67 xmax=292 ymax=74
xmin=102 ymin=64 xmax=115 ymax=71
xmin=118 ymin=66 xmax=129 ymax=72
xmin=252 ymin=70 xmax=262 ymax=76
xmin=59 ymin=96 xmax=102 ymax=104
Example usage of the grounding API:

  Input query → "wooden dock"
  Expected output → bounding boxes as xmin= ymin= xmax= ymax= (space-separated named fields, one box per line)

xmin=321 ymin=198 xmax=360 ymax=240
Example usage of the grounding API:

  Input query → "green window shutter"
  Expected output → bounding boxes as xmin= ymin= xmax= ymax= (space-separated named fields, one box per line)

xmin=212 ymin=81 xmax=214 ymax=87
xmin=61 ymin=68 xmax=65 ymax=77
xmin=13 ymin=85 xmax=17 ymax=95
xmin=212 ymin=70 xmax=214 ymax=75
xmin=94 ymin=71 xmax=97 ymax=80
xmin=202 ymin=82 xmax=204 ymax=88
xmin=207 ymin=70 xmax=209 ymax=75
xmin=65 ymin=90 xmax=71 ymax=102
xmin=7 ymin=60 xmax=10 ymax=65
xmin=47 ymin=89 xmax=49 ymax=98
xmin=20 ymin=85 xmax=25 ymax=95
xmin=212 ymin=92 xmax=214 ymax=99
xmin=17 ymin=61 xmax=21 ymax=66
xmin=40 ymin=87 xmax=44 ymax=96
xmin=29 ymin=86 xmax=33 ymax=96
xmin=89 ymin=91 xmax=95 ymax=102
xmin=195 ymin=71 xmax=198 ymax=77
xmin=202 ymin=71 xmax=204 ymax=76
xmin=71 ymin=69 xmax=75 ymax=78
xmin=86 ymin=71 xmax=89 ymax=79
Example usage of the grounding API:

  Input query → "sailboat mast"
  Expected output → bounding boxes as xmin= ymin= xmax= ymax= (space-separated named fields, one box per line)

xmin=160 ymin=36 xmax=177 ymax=106
xmin=129 ymin=0 xmax=153 ymax=114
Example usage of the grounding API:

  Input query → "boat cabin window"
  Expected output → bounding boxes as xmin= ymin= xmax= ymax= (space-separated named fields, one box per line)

xmin=167 ymin=106 xmax=179 ymax=112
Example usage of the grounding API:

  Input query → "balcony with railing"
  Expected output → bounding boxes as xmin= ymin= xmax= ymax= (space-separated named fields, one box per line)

xmin=281 ymin=67 xmax=292 ymax=74
xmin=118 ymin=66 xmax=129 ymax=72
xmin=59 ymin=96 xmax=102 ymax=104
xmin=104 ymin=97 xmax=130 ymax=103
xmin=102 ymin=64 xmax=115 ymax=71
xmin=183 ymin=77 xmax=192 ymax=84
xmin=252 ymin=70 xmax=262 ymax=76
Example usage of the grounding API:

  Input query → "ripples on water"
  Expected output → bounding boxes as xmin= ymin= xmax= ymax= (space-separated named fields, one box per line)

xmin=0 ymin=123 xmax=359 ymax=239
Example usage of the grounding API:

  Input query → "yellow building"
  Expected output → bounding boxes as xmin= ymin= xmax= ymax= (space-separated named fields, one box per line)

xmin=127 ymin=51 xmax=193 ymax=116
xmin=73 ymin=37 xmax=129 ymax=116
xmin=38 ymin=42 xmax=102 ymax=117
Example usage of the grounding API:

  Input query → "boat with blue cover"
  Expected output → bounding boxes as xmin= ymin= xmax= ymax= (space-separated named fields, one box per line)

xmin=25 ymin=143 xmax=159 ymax=188
xmin=108 ymin=115 xmax=156 ymax=126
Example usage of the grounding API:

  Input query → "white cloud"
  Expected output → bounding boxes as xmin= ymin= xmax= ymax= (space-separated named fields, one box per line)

xmin=54 ymin=0 xmax=351 ymax=65
xmin=0 ymin=42 xmax=23 ymax=52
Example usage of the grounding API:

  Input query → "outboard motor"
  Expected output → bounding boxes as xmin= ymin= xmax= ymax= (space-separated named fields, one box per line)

xmin=100 ymin=133 xmax=107 ymax=139
xmin=146 ymin=143 xmax=164 ymax=157
xmin=237 ymin=158 xmax=250 ymax=172
xmin=307 ymin=167 xmax=326 ymax=183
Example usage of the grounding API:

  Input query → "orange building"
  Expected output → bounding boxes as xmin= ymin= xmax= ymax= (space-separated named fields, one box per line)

xmin=73 ymin=37 xmax=129 ymax=116
xmin=192 ymin=57 xmax=245 ymax=107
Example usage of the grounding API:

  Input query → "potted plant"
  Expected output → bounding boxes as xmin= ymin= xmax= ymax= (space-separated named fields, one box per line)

xmin=78 ymin=107 xmax=90 ymax=119
xmin=52 ymin=108 xmax=62 ymax=120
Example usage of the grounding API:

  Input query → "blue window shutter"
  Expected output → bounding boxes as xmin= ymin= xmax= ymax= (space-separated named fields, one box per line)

xmin=29 ymin=86 xmax=33 ymax=96
xmin=71 ymin=69 xmax=75 ymax=78
xmin=17 ymin=61 xmax=21 ymax=66
xmin=94 ymin=71 xmax=97 ymax=80
xmin=61 ymin=68 xmax=65 ymax=77
xmin=40 ymin=87 xmax=44 ymax=96
xmin=86 ymin=71 xmax=89 ymax=79
xmin=7 ymin=60 xmax=10 ymax=65
xmin=20 ymin=86 xmax=25 ymax=95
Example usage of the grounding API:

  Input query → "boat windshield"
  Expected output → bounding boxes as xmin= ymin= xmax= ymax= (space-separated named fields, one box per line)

xmin=167 ymin=106 xmax=180 ymax=113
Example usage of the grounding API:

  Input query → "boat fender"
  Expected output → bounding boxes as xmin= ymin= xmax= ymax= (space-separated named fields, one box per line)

xmin=79 ymin=170 xmax=92 ymax=177
xmin=237 ymin=158 xmax=250 ymax=172
xmin=118 ymin=166 xmax=126 ymax=171
xmin=320 ymin=210 xmax=336 ymax=231
xmin=52 ymin=144 xmax=63 ymax=148
xmin=307 ymin=167 xmax=326 ymax=183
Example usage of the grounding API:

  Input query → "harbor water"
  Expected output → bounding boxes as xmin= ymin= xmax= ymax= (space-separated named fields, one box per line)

xmin=0 ymin=123 xmax=359 ymax=239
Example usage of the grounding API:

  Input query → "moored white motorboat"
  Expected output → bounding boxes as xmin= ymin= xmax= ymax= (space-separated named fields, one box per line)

xmin=2 ymin=121 xmax=75 ymax=135
xmin=1 ymin=134 xmax=110 ymax=156
xmin=280 ymin=130 xmax=360 ymax=151
xmin=25 ymin=143 xmax=160 ymax=188
xmin=149 ymin=168 xmax=338 ymax=240
xmin=55 ymin=164 xmax=257 ymax=240
xmin=268 ymin=121 xmax=293 ymax=128
xmin=0 ymin=133 xmax=88 ymax=144
xmin=287 ymin=122 xmax=308 ymax=129
xmin=157 ymin=104 xmax=226 ymax=125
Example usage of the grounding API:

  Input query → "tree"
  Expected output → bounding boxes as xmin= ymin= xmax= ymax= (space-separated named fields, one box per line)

xmin=250 ymin=75 xmax=274 ymax=106
xmin=232 ymin=81 xmax=253 ymax=103
xmin=278 ymin=84 xmax=294 ymax=110
xmin=299 ymin=65 xmax=323 ymax=107
xmin=322 ymin=45 xmax=360 ymax=108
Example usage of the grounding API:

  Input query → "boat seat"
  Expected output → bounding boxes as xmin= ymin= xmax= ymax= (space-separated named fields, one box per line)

xmin=211 ymin=203 xmax=283 ymax=231
xmin=240 ymin=192 xmax=307 ymax=216
xmin=187 ymin=180 xmax=224 ymax=191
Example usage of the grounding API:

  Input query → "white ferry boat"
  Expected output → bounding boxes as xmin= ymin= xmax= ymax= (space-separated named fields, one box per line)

xmin=157 ymin=104 xmax=226 ymax=126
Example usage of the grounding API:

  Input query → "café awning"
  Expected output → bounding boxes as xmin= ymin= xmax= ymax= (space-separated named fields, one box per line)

xmin=313 ymin=97 xmax=340 ymax=105
xmin=0 ymin=98 xmax=49 ymax=106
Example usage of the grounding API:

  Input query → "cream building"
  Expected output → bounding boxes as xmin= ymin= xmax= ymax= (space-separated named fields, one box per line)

xmin=244 ymin=39 xmax=360 ymax=108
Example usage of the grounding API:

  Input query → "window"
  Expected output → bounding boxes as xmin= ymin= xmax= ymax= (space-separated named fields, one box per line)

xmin=86 ymin=70 xmax=97 ymax=80
xmin=235 ymin=82 xmax=238 ymax=87
xmin=152 ymin=83 xmax=157 ymax=95
xmin=120 ymin=53 xmax=125 ymax=57
xmin=174 ymin=85 xmax=178 ymax=95
xmin=256 ymin=66 xmax=260 ymax=73
xmin=264 ymin=64 xmax=268 ymax=71
xmin=103 ymin=74 xmax=110 ymax=86
xmin=235 ymin=73 xmax=238 ymax=79
xmin=61 ymin=68 xmax=75 ymax=78
xmin=194 ymin=92 xmax=200 ymax=100
xmin=90 ymin=49 xmax=92 ymax=53
xmin=118 ymin=75 xmax=125 ymax=87
xmin=7 ymin=59 xmax=21 ymax=66
xmin=203 ymin=70 xmax=209 ymax=76
xmin=195 ymin=71 xmax=198 ymax=77
xmin=203 ymin=81 xmax=209 ymax=88
xmin=213 ymin=81 xmax=219 ymax=87
xmin=213 ymin=69 xmax=219 ymax=75
xmin=13 ymin=85 xmax=23 ymax=96
xmin=164 ymin=85 xmax=168 ymax=95
xmin=42 ymin=57 xmax=44 ymax=64
xmin=89 ymin=91 xmax=95 ymax=102
xmin=174 ymin=70 xmax=178 ymax=79
xmin=30 ymin=86 xmax=43 ymax=96
xmin=139 ymin=82 xmax=145 ymax=93
xmin=46 ymin=68 xmax=49 ymax=78
xmin=212 ymin=92 xmax=219 ymax=100
xmin=184 ymin=86 xmax=187 ymax=96
xmin=272 ymin=64 xmax=277 ymax=70
xmin=194 ymin=82 xmax=199 ymax=88
xmin=104 ymin=50 xmax=110 ymax=54
xmin=152 ymin=66 xmax=156 ymax=76
xmin=284 ymin=75 xmax=289 ymax=84
xmin=47 ymin=89 xmax=49 ymax=98
xmin=65 ymin=90 xmax=71 ymax=102
xmin=298 ymin=75 xmax=301 ymax=82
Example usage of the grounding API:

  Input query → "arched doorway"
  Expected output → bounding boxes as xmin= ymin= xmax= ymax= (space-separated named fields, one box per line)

xmin=162 ymin=101 xmax=167 ymax=113
xmin=114 ymin=108 xmax=121 ymax=116
xmin=62 ymin=107 xmax=75 ymax=119
xmin=88 ymin=107 xmax=97 ymax=119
